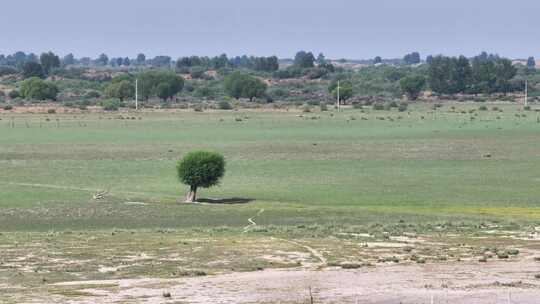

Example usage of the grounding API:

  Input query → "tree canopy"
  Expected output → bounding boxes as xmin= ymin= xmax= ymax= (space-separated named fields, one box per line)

xmin=328 ymin=79 xmax=354 ymax=101
xmin=40 ymin=52 xmax=60 ymax=74
xmin=294 ymin=51 xmax=315 ymax=68
xmin=138 ymin=70 xmax=184 ymax=101
xmin=400 ymin=75 xmax=426 ymax=100
xmin=427 ymin=53 xmax=515 ymax=95
xmin=20 ymin=77 xmax=59 ymax=100
xmin=527 ymin=57 xmax=536 ymax=69
xmin=22 ymin=62 xmax=45 ymax=79
xmin=224 ymin=71 xmax=267 ymax=101
xmin=403 ymin=52 xmax=421 ymax=65
xmin=105 ymin=78 xmax=134 ymax=101
xmin=176 ymin=151 xmax=225 ymax=203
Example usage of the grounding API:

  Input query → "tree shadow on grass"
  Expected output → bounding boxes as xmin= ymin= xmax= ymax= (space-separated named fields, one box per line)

xmin=197 ymin=197 xmax=255 ymax=205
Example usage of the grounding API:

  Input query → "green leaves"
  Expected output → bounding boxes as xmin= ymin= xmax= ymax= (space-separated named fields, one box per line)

xmin=399 ymin=75 xmax=426 ymax=100
xmin=137 ymin=70 xmax=184 ymax=101
xmin=177 ymin=151 xmax=226 ymax=189
xmin=223 ymin=71 xmax=267 ymax=101
xmin=105 ymin=80 xmax=134 ymax=101
xmin=20 ymin=77 xmax=59 ymax=100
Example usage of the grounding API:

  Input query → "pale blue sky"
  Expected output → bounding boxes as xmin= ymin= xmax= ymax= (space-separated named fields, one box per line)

xmin=1 ymin=0 xmax=538 ymax=59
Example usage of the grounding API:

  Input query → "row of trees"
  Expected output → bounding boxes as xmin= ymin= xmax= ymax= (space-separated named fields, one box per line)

xmin=105 ymin=70 xmax=184 ymax=101
xmin=177 ymin=55 xmax=279 ymax=72
xmin=428 ymin=54 xmax=517 ymax=95
xmin=3 ymin=52 xmax=62 ymax=79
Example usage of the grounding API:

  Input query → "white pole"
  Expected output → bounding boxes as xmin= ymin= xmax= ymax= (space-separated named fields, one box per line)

xmin=135 ymin=78 xmax=138 ymax=110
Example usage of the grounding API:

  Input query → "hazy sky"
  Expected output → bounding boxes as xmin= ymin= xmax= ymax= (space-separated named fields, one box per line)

xmin=1 ymin=0 xmax=538 ymax=59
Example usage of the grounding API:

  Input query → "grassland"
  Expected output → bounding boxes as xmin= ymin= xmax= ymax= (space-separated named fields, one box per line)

xmin=1 ymin=103 xmax=540 ymax=229
xmin=2 ymin=103 xmax=540 ymax=302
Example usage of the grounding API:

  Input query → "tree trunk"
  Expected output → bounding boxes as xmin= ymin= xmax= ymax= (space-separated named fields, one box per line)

xmin=185 ymin=186 xmax=197 ymax=203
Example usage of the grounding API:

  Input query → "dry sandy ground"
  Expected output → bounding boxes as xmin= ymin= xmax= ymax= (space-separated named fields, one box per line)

xmin=46 ymin=259 xmax=540 ymax=304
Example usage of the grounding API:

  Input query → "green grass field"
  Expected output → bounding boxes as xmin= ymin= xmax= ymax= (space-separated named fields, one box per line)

xmin=1 ymin=103 xmax=540 ymax=231
xmin=3 ymin=103 xmax=540 ymax=302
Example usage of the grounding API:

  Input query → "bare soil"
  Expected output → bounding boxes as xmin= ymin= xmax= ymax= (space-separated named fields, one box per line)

xmin=40 ymin=258 xmax=540 ymax=304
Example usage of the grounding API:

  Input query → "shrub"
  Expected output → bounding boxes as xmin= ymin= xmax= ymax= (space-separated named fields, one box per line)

xmin=193 ymin=104 xmax=204 ymax=112
xmin=105 ymin=80 xmax=134 ymax=101
xmin=352 ymin=103 xmax=363 ymax=109
xmin=479 ymin=105 xmax=488 ymax=111
xmin=190 ymin=67 xmax=206 ymax=79
xmin=373 ymin=103 xmax=384 ymax=110
xmin=47 ymin=109 xmax=56 ymax=114
xmin=398 ymin=103 xmax=408 ymax=112
xmin=384 ymin=101 xmax=398 ymax=110
xmin=176 ymin=151 xmax=225 ymax=202
xmin=84 ymin=90 xmax=101 ymax=99
xmin=101 ymin=98 xmax=123 ymax=111
xmin=20 ymin=78 xmax=59 ymax=100
xmin=524 ymin=106 xmax=531 ymax=111
xmin=217 ymin=100 xmax=233 ymax=110
xmin=269 ymin=88 xmax=288 ymax=99
xmin=194 ymin=86 xmax=215 ymax=99
xmin=3 ymin=105 xmax=13 ymax=110
xmin=320 ymin=103 xmax=328 ymax=111
xmin=432 ymin=103 xmax=443 ymax=110
xmin=0 ymin=66 xmax=17 ymax=76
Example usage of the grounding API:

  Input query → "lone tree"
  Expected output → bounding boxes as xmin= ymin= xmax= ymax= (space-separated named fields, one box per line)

xmin=40 ymin=51 xmax=60 ymax=75
xmin=176 ymin=151 xmax=225 ymax=203
xmin=527 ymin=56 xmax=536 ymax=69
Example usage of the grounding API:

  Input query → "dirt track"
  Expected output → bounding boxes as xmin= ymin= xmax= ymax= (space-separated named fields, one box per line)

xmin=50 ymin=258 xmax=540 ymax=304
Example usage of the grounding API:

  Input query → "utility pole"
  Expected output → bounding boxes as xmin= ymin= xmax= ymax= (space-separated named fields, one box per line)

xmin=135 ymin=78 xmax=138 ymax=110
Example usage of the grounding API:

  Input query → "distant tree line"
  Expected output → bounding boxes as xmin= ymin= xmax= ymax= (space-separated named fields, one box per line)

xmin=427 ymin=52 xmax=518 ymax=95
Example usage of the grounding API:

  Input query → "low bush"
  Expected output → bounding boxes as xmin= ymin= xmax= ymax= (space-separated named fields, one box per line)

xmin=8 ymin=90 xmax=20 ymax=99
xmin=193 ymin=104 xmax=203 ymax=112
xmin=373 ymin=103 xmax=384 ymax=110
xmin=217 ymin=100 xmax=233 ymax=110
xmin=101 ymin=98 xmax=123 ymax=111
xmin=398 ymin=103 xmax=408 ymax=112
